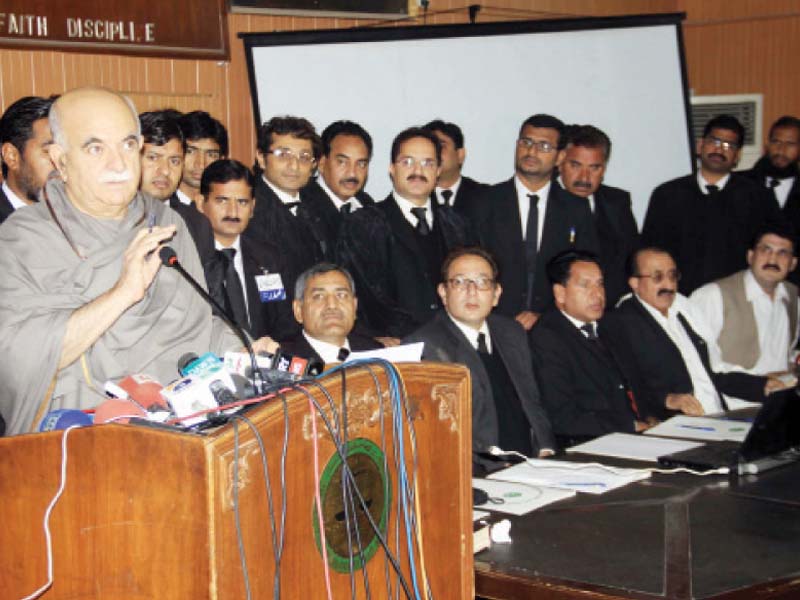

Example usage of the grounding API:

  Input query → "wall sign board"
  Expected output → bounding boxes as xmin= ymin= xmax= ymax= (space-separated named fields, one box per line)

xmin=229 ymin=0 xmax=407 ymax=19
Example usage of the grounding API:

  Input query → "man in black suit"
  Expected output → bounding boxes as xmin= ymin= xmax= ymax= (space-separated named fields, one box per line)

xmin=246 ymin=116 xmax=329 ymax=303
xmin=605 ymin=247 xmax=783 ymax=420
xmin=404 ymin=247 xmax=555 ymax=462
xmin=279 ymin=263 xmax=380 ymax=364
xmin=175 ymin=111 xmax=227 ymax=207
xmin=528 ymin=250 xmax=644 ymax=447
xmin=423 ymin=119 xmax=487 ymax=218
xmin=337 ymin=127 xmax=473 ymax=339
xmin=557 ymin=124 xmax=638 ymax=306
xmin=0 ymin=95 xmax=54 ymax=223
xmin=195 ymin=159 xmax=296 ymax=343
xmin=742 ymin=115 xmax=800 ymax=284
xmin=641 ymin=114 xmax=782 ymax=295
xmin=301 ymin=120 xmax=376 ymax=255
xmin=472 ymin=114 xmax=597 ymax=330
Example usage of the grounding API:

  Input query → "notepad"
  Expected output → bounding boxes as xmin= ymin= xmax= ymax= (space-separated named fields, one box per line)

xmin=644 ymin=415 xmax=751 ymax=442
xmin=472 ymin=478 xmax=576 ymax=515
xmin=566 ymin=432 xmax=705 ymax=462
xmin=487 ymin=458 xmax=650 ymax=495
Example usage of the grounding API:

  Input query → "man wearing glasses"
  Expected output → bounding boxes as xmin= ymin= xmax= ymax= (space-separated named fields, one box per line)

xmin=338 ymin=127 xmax=472 ymax=340
xmin=641 ymin=114 xmax=782 ymax=295
xmin=247 ymin=116 xmax=329 ymax=312
xmin=604 ymin=247 xmax=783 ymax=420
xmin=472 ymin=114 xmax=596 ymax=331
xmin=404 ymin=247 xmax=554 ymax=466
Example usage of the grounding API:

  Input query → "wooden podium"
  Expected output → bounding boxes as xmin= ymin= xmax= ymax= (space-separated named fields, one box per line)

xmin=0 ymin=362 xmax=473 ymax=599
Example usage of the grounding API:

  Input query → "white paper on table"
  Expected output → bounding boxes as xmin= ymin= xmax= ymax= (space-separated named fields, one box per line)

xmin=472 ymin=478 xmax=575 ymax=515
xmin=566 ymin=432 xmax=706 ymax=462
xmin=644 ymin=415 xmax=751 ymax=442
xmin=487 ymin=457 xmax=650 ymax=495
xmin=345 ymin=342 xmax=424 ymax=363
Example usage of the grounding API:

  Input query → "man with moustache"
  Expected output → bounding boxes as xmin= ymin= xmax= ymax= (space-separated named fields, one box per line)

xmin=196 ymin=159 xmax=296 ymax=342
xmin=246 ymin=116 xmax=328 ymax=301
xmin=278 ymin=263 xmax=380 ymax=364
xmin=641 ymin=114 xmax=782 ymax=295
xmin=605 ymin=248 xmax=783 ymax=421
xmin=690 ymin=224 xmax=799 ymax=376
xmin=556 ymin=124 xmax=638 ymax=306
xmin=404 ymin=247 xmax=555 ymax=462
xmin=301 ymin=120 xmax=375 ymax=250
xmin=528 ymin=250 xmax=645 ymax=446
xmin=139 ymin=110 xmax=215 ymax=263
xmin=0 ymin=88 xmax=274 ymax=435
xmin=175 ymin=111 xmax=227 ymax=206
xmin=473 ymin=114 xmax=596 ymax=331
xmin=0 ymin=95 xmax=54 ymax=223
xmin=338 ymin=127 xmax=473 ymax=338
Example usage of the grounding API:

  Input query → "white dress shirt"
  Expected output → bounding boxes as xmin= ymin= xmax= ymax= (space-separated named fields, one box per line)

xmin=263 ymin=175 xmax=300 ymax=215
xmin=448 ymin=314 xmax=492 ymax=353
xmin=515 ymin=176 xmax=549 ymax=246
xmin=303 ymin=331 xmax=350 ymax=364
xmin=318 ymin=176 xmax=363 ymax=212
xmin=215 ymin=235 xmax=250 ymax=319
xmin=393 ymin=192 xmax=433 ymax=229
xmin=690 ymin=269 xmax=797 ymax=375
xmin=435 ymin=176 xmax=462 ymax=207
xmin=2 ymin=181 xmax=29 ymax=210
xmin=697 ymin=171 xmax=730 ymax=194
xmin=637 ymin=294 xmax=723 ymax=414
xmin=766 ymin=176 xmax=794 ymax=208
xmin=175 ymin=188 xmax=194 ymax=206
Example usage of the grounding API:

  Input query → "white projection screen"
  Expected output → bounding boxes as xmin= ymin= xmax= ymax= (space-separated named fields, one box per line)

xmin=243 ymin=14 xmax=694 ymax=223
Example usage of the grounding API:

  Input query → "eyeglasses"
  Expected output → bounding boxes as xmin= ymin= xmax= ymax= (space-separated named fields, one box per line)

xmin=755 ymin=243 xmax=793 ymax=259
xmin=704 ymin=136 xmax=739 ymax=152
xmin=517 ymin=138 xmax=557 ymax=153
xmin=635 ymin=270 xmax=681 ymax=284
xmin=447 ymin=276 xmax=496 ymax=291
xmin=268 ymin=147 xmax=316 ymax=166
xmin=395 ymin=156 xmax=438 ymax=169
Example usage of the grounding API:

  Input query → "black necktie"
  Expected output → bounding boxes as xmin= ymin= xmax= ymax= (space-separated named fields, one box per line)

xmin=340 ymin=202 xmax=352 ymax=215
xmin=525 ymin=194 xmax=540 ymax=309
xmin=706 ymin=184 xmax=719 ymax=195
xmin=410 ymin=206 xmax=430 ymax=236
xmin=768 ymin=178 xmax=781 ymax=189
xmin=441 ymin=189 xmax=454 ymax=207
xmin=477 ymin=332 xmax=489 ymax=355
xmin=284 ymin=201 xmax=300 ymax=214
xmin=337 ymin=347 xmax=350 ymax=361
xmin=580 ymin=323 xmax=598 ymax=340
xmin=676 ymin=312 xmax=729 ymax=412
xmin=218 ymin=248 xmax=249 ymax=331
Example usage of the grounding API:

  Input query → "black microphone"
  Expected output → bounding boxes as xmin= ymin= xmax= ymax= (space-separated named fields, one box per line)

xmin=159 ymin=246 xmax=264 ymax=394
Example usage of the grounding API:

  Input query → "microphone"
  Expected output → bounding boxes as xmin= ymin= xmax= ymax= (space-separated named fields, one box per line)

xmin=159 ymin=246 xmax=263 ymax=394
xmin=39 ymin=409 xmax=93 ymax=431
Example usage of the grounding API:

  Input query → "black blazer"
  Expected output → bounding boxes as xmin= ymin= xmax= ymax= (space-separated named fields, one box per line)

xmin=475 ymin=178 xmax=598 ymax=317
xmin=604 ymin=295 xmax=768 ymax=419
xmin=0 ymin=187 xmax=15 ymax=225
xmin=336 ymin=194 xmax=474 ymax=338
xmin=640 ymin=173 xmax=782 ymax=295
xmin=433 ymin=175 xmax=487 ymax=218
xmin=528 ymin=308 xmax=637 ymax=445
xmin=404 ymin=311 xmax=555 ymax=455
xmin=278 ymin=331 xmax=381 ymax=364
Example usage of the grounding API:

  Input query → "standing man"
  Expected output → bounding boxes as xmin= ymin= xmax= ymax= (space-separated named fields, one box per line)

xmin=641 ymin=114 xmax=781 ymax=295
xmin=475 ymin=114 xmax=596 ymax=330
xmin=0 ymin=95 xmax=54 ymax=223
xmin=301 ymin=120 xmax=375 ymax=251
xmin=175 ymin=110 xmax=227 ymax=206
xmin=338 ymin=127 xmax=473 ymax=339
xmin=557 ymin=124 xmax=638 ymax=306
xmin=196 ymin=159 xmax=296 ymax=342
xmin=404 ymin=247 xmax=555 ymax=461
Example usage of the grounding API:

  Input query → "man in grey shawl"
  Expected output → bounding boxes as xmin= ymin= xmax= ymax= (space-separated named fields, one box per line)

xmin=0 ymin=88 xmax=276 ymax=435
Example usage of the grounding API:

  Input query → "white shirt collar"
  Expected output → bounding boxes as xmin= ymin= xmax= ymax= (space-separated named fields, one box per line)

xmin=744 ymin=268 xmax=789 ymax=304
xmin=559 ymin=308 xmax=595 ymax=332
xmin=697 ymin=171 xmax=731 ymax=194
xmin=2 ymin=181 xmax=29 ymax=210
xmin=435 ymin=176 xmax=462 ymax=206
xmin=175 ymin=188 xmax=194 ymax=206
xmin=263 ymin=174 xmax=300 ymax=206
xmin=447 ymin=313 xmax=492 ymax=353
xmin=302 ymin=331 xmax=350 ymax=364
xmin=515 ymin=174 xmax=551 ymax=200
xmin=393 ymin=192 xmax=433 ymax=229
xmin=214 ymin=234 xmax=242 ymax=254
xmin=317 ymin=176 xmax=362 ymax=211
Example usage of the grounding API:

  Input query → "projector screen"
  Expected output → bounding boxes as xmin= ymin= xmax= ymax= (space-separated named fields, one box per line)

xmin=242 ymin=14 xmax=693 ymax=223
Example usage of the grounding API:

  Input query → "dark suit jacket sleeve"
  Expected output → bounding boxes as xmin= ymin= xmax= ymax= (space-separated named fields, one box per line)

xmin=640 ymin=183 xmax=672 ymax=250
xmin=714 ymin=372 xmax=768 ymax=403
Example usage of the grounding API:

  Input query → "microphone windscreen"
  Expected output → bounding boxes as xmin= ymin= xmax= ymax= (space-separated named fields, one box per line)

xmin=118 ymin=374 xmax=168 ymax=410
xmin=177 ymin=352 xmax=200 ymax=376
xmin=94 ymin=399 xmax=145 ymax=424
xmin=159 ymin=246 xmax=177 ymax=266
xmin=39 ymin=409 xmax=93 ymax=432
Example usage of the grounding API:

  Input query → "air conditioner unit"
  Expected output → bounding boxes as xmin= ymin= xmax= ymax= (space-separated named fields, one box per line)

xmin=690 ymin=93 xmax=763 ymax=170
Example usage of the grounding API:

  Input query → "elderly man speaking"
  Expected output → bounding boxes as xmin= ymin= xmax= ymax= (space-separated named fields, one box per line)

xmin=0 ymin=88 xmax=272 ymax=435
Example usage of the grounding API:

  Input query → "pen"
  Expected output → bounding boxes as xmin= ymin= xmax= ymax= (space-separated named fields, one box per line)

xmin=678 ymin=424 xmax=715 ymax=432
xmin=569 ymin=226 xmax=575 ymax=244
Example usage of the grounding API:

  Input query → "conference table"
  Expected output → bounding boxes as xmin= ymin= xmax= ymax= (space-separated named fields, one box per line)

xmin=474 ymin=442 xmax=800 ymax=599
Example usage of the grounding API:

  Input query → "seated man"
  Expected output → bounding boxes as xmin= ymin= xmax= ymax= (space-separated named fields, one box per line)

xmin=279 ymin=263 xmax=380 ymax=365
xmin=607 ymin=247 xmax=783 ymax=420
xmin=528 ymin=250 xmax=644 ymax=447
xmin=195 ymin=159 xmax=296 ymax=342
xmin=404 ymin=247 xmax=555 ymax=461
xmin=0 ymin=88 xmax=274 ymax=435
xmin=690 ymin=224 xmax=798 ymax=376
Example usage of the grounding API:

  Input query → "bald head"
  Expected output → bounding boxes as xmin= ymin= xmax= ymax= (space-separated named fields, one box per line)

xmin=48 ymin=88 xmax=143 ymax=219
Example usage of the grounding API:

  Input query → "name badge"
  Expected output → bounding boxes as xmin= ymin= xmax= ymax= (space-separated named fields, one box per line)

xmin=256 ymin=273 xmax=286 ymax=302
